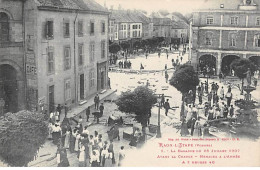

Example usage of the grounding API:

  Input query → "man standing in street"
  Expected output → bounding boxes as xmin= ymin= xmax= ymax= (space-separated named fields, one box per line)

xmin=56 ymin=104 xmax=62 ymax=119
xmin=99 ymin=103 xmax=104 ymax=116
xmin=223 ymin=104 xmax=229 ymax=118
xmin=161 ymin=94 xmax=165 ymax=107
xmin=164 ymin=99 xmax=170 ymax=116
xmin=64 ymin=103 xmax=68 ymax=118
xmin=86 ymin=106 xmax=90 ymax=122
xmin=229 ymin=105 xmax=234 ymax=118
xmin=94 ymin=94 xmax=100 ymax=110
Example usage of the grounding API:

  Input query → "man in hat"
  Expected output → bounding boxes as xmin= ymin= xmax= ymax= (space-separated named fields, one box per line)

xmin=99 ymin=103 xmax=104 ymax=116
xmin=164 ymin=99 xmax=170 ymax=116
xmin=94 ymin=94 xmax=100 ymax=110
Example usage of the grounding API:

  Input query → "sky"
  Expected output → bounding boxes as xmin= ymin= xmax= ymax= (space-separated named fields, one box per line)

xmin=95 ymin=0 xmax=205 ymax=15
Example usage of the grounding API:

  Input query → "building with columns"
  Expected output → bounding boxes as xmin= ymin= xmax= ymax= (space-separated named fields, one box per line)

xmin=190 ymin=0 xmax=260 ymax=76
xmin=0 ymin=0 xmax=109 ymax=115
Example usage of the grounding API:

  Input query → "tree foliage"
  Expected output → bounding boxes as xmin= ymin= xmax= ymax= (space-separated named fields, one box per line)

xmin=115 ymin=86 xmax=157 ymax=126
xmin=120 ymin=41 xmax=130 ymax=51
xmin=0 ymin=111 xmax=48 ymax=166
xmin=230 ymin=58 xmax=256 ymax=79
xmin=109 ymin=43 xmax=121 ymax=54
xmin=169 ymin=64 xmax=199 ymax=94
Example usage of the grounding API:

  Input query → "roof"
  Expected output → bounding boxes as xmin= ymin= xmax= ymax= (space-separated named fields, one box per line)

xmin=110 ymin=10 xmax=145 ymax=23
xmin=35 ymin=0 xmax=109 ymax=13
xmin=149 ymin=12 xmax=164 ymax=19
xmin=197 ymin=0 xmax=260 ymax=10
xmin=171 ymin=21 xmax=189 ymax=29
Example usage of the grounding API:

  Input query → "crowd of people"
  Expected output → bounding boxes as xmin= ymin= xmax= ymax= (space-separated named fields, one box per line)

xmin=118 ymin=60 xmax=132 ymax=69
xmin=46 ymin=93 xmax=126 ymax=167
xmin=48 ymin=114 xmax=126 ymax=167
xmin=180 ymin=80 xmax=236 ymax=137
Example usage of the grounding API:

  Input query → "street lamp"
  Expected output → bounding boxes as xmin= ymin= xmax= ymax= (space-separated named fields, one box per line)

xmin=206 ymin=65 xmax=210 ymax=93
xmin=156 ymin=95 xmax=162 ymax=138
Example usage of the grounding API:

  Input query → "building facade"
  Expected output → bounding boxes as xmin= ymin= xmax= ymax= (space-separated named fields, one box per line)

xmin=190 ymin=0 xmax=260 ymax=75
xmin=0 ymin=0 xmax=109 ymax=114
xmin=110 ymin=10 xmax=143 ymax=42
xmin=171 ymin=21 xmax=189 ymax=44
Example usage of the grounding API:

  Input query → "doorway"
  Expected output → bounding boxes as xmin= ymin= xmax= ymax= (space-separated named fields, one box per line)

xmin=101 ymin=71 xmax=105 ymax=90
xmin=0 ymin=64 xmax=18 ymax=113
xmin=80 ymin=74 xmax=84 ymax=100
xmin=48 ymin=85 xmax=54 ymax=113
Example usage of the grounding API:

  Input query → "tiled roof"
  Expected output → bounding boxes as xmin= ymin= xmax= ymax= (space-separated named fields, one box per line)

xmin=134 ymin=11 xmax=152 ymax=24
xmin=35 ymin=0 xmax=109 ymax=13
xmin=198 ymin=0 xmax=260 ymax=10
xmin=171 ymin=21 xmax=189 ymax=29
xmin=111 ymin=10 xmax=133 ymax=22
xmin=110 ymin=10 xmax=145 ymax=23
xmin=149 ymin=12 xmax=164 ymax=19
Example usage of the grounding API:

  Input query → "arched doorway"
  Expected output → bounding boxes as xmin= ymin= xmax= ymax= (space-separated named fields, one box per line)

xmin=0 ymin=64 xmax=18 ymax=114
xmin=199 ymin=54 xmax=217 ymax=75
xmin=221 ymin=55 xmax=240 ymax=76
xmin=249 ymin=56 xmax=260 ymax=70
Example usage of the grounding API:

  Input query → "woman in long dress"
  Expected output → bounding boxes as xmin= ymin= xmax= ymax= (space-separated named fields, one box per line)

xmin=197 ymin=103 xmax=204 ymax=120
xmin=90 ymin=150 xmax=100 ymax=167
xmin=69 ymin=129 xmax=76 ymax=153
xmin=78 ymin=143 xmax=86 ymax=167
xmin=180 ymin=119 xmax=189 ymax=136
xmin=64 ymin=129 xmax=71 ymax=149
xmin=89 ymin=135 xmax=94 ymax=161
xmin=48 ymin=122 xmax=53 ymax=139
xmin=74 ymin=132 xmax=81 ymax=153
xmin=193 ymin=120 xmax=202 ymax=137
xmin=208 ymin=107 xmax=214 ymax=120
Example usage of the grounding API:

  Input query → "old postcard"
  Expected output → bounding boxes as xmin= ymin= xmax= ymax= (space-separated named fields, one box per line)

xmin=0 ymin=0 xmax=259 ymax=167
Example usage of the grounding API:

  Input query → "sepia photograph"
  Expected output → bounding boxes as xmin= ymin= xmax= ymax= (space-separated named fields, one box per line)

xmin=0 ymin=0 xmax=259 ymax=167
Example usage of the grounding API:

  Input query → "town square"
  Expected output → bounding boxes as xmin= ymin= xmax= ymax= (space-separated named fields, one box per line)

xmin=0 ymin=0 xmax=260 ymax=167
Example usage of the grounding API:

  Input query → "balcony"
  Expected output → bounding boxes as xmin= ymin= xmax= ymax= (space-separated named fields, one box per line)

xmin=0 ymin=42 xmax=23 ymax=48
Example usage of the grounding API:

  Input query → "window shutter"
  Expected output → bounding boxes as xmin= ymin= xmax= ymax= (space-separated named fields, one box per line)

xmin=63 ymin=21 xmax=66 ymax=37
xmin=49 ymin=21 xmax=53 ymax=38
xmin=64 ymin=47 xmax=66 ymax=70
xmin=43 ymin=21 xmax=47 ymax=39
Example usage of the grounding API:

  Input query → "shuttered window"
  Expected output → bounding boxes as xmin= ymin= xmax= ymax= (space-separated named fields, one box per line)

xmin=64 ymin=46 xmax=71 ymax=70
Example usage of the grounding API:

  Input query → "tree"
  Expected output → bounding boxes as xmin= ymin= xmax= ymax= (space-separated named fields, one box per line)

xmin=120 ymin=41 xmax=130 ymax=52
xmin=133 ymin=41 xmax=141 ymax=50
xmin=115 ymin=86 xmax=157 ymax=141
xmin=0 ymin=110 xmax=48 ymax=166
xmin=230 ymin=58 xmax=256 ymax=94
xmin=169 ymin=64 xmax=199 ymax=119
xmin=109 ymin=43 xmax=121 ymax=54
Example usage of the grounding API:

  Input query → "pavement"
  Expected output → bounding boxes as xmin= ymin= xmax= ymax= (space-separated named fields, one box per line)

xmin=26 ymin=49 xmax=260 ymax=167
xmin=26 ymin=50 xmax=186 ymax=167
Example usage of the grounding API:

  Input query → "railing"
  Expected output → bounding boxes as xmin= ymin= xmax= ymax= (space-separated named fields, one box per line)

xmin=0 ymin=42 xmax=23 ymax=48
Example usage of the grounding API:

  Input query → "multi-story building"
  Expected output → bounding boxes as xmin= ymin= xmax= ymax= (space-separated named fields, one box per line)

xmin=131 ymin=11 xmax=153 ymax=39
xmin=190 ymin=0 xmax=260 ymax=75
xmin=150 ymin=12 xmax=171 ymax=42
xmin=108 ymin=18 xmax=115 ymax=42
xmin=171 ymin=21 xmax=189 ymax=44
xmin=110 ymin=10 xmax=143 ymax=42
xmin=0 ymin=0 xmax=109 ymax=115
